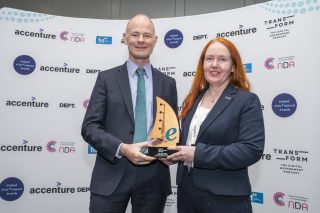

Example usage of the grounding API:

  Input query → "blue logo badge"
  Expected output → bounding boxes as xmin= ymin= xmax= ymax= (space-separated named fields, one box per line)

xmin=88 ymin=145 xmax=97 ymax=154
xmin=164 ymin=29 xmax=183 ymax=48
xmin=96 ymin=36 xmax=112 ymax=44
xmin=13 ymin=55 xmax=36 ymax=75
xmin=251 ymin=192 xmax=264 ymax=204
xmin=0 ymin=177 xmax=24 ymax=201
xmin=243 ymin=63 xmax=252 ymax=73
xmin=272 ymin=93 xmax=297 ymax=117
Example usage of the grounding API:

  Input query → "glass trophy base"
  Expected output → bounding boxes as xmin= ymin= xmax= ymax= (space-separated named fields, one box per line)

xmin=145 ymin=147 xmax=177 ymax=158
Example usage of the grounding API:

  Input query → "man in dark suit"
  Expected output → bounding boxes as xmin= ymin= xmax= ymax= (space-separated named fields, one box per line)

xmin=81 ymin=14 xmax=178 ymax=213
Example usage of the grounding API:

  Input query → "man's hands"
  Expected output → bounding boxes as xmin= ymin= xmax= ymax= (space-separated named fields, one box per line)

xmin=119 ymin=142 xmax=155 ymax=165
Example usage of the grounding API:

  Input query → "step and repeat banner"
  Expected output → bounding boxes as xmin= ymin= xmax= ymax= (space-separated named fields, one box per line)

xmin=1 ymin=0 xmax=319 ymax=212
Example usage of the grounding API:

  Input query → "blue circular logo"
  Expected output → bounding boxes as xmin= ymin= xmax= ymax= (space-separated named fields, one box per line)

xmin=0 ymin=177 xmax=24 ymax=201
xmin=164 ymin=29 xmax=183 ymax=48
xmin=13 ymin=55 xmax=36 ymax=75
xmin=272 ymin=93 xmax=297 ymax=117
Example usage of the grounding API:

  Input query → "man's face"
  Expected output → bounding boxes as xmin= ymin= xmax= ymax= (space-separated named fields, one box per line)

xmin=123 ymin=16 xmax=158 ymax=65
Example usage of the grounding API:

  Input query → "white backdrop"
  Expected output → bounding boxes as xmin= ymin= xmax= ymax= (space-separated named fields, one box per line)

xmin=1 ymin=0 xmax=320 ymax=212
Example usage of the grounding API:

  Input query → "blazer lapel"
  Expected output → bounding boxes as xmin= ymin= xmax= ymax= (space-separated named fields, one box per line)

xmin=196 ymin=84 xmax=237 ymax=140
xmin=181 ymin=91 xmax=206 ymax=145
xmin=116 ymin=63 xmax=134 ymax=124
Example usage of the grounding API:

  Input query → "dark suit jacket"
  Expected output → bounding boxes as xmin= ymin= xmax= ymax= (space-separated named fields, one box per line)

xmin=81 ymin=62 xmax=178 ymax=196
xmin=177 ymin=84 xmax=265 ymax=196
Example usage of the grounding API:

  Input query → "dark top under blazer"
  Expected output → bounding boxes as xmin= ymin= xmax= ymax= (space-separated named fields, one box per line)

xmin=176 ymin=84 xmax=265 ymax=196
xmin=81 ymin=62 xmax=178 ymax=196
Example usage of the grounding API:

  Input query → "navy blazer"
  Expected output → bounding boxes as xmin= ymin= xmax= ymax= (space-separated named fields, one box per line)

xmin=176 ymin=84 xmax=265 ymax=196
xmin=81 ymin=62 xmax=178 ymax=196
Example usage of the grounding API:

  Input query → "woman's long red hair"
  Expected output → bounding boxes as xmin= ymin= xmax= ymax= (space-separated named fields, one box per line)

xmin=180 ymin=37 xmax=250 ymax=120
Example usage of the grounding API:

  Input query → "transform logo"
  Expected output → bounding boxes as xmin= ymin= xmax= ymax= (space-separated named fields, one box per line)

xmin=14 ymin=28 xmax=57 ymax=40
xmin=96 ymin=36 xmax=112 ymax=44
xmin=5 ymin=97 xmax=49 ymax=108
xmin=155 ymin=66 xmax=176 ymax=77
xmin=264 ymin=15 xmax=295 ymax=39
xmin=216 ymin=25 xmax=257 ymax=38
xmin=0 ymin=177 xmax=24 ymax=201
xmin=0 ymin=140 xmax=42 ymax=152
xmin=273 ymin=148 xmax=308 ymax=175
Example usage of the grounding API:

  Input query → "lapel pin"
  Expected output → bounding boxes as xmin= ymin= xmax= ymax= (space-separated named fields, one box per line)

xmin=225 ymin=96 xmax=231 ymax=100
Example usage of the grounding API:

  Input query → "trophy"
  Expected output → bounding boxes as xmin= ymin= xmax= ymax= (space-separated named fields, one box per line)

xmin=146 ymin=97 xmax=179 ymax=158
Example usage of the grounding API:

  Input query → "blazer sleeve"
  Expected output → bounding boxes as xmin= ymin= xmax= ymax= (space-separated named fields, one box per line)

xmin=194 ymin=93 xmax=265 ymax=170
xmin=81 ymin=72 xmax=123 ymax=163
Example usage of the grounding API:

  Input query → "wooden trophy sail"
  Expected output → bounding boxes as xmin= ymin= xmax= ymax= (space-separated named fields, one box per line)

xmin=147 ymin=97 xmax=179 ymax=158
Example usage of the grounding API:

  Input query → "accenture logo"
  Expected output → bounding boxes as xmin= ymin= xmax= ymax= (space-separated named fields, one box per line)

xmin=40 ymin=63 xmax=80 ymax=74
xmin=216 ymin=25 xmax=257 ymax=38
xmin=5 ymin=97 xmax=49 ymax=108
xmin=0 ymin=140 xmax=42 ymax=152
xmin=14 ymin=28 xmax=56 ymax=40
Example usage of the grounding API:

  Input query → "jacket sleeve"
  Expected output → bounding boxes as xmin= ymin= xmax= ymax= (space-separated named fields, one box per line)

xmin=81 ymin=72 xmax=122 ymax=163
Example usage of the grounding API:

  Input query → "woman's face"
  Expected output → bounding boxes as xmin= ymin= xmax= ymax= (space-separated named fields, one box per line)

xmin=203 ymin=42 xmax=234 ymax=87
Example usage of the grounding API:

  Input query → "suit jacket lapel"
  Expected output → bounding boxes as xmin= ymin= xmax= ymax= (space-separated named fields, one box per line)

xmin=152 ymin=67 xmax=162 ymax=119
xmin=116 ymin=63 xmax=134 ymax=124
xmin=197 ymin=84 xmax=237 ymax=140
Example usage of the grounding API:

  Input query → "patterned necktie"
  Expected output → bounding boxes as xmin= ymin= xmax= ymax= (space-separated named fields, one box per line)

xmin=133 ymin=67 xmax=147 ymax=143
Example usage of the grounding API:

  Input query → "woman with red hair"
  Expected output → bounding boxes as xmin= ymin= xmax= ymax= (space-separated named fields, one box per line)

xmin=167 ymin=37 xmax=265 ymax=213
